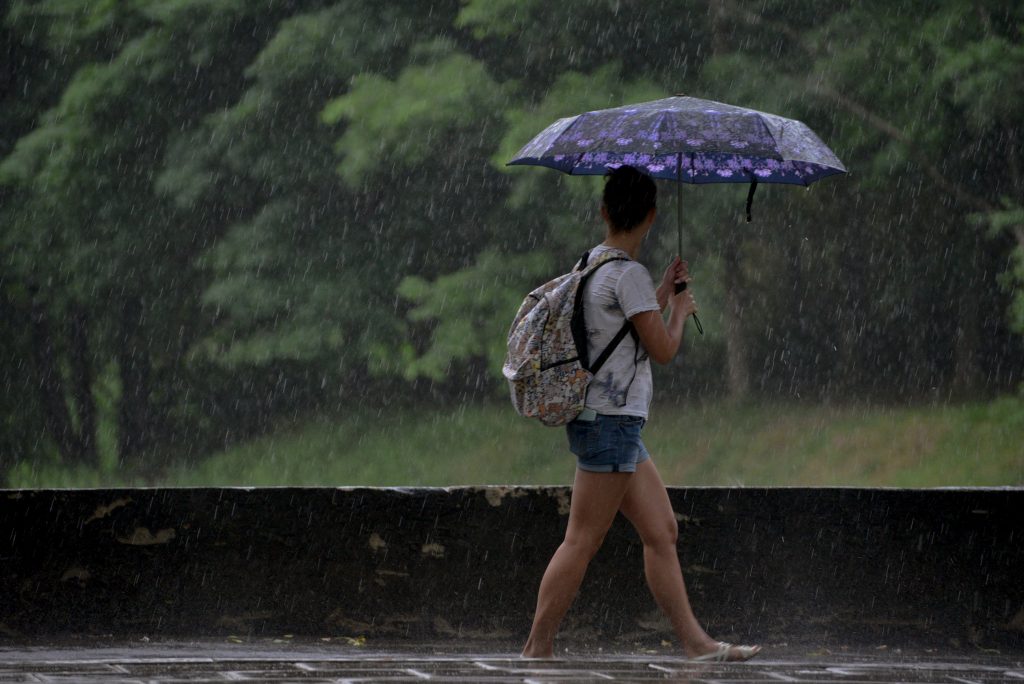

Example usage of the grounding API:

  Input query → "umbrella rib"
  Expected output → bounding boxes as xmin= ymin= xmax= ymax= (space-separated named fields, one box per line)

xmin=549 ymin=112 xmax=588 ymax=164
xmin=758 ymin=115 xmax=783 ymax=163
xmin=570 ymin=150 xmax=589 ymax=174
xmin=756 ymin=116 xmax=825 ymax=185
xmin=760 ymin=115 xmax=843 ymax=172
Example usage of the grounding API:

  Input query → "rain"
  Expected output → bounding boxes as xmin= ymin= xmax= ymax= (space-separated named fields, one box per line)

xmin=0 ymin=0 xmax=1022 ymax=678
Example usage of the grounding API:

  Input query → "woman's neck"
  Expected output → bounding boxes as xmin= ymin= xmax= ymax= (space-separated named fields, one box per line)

xmin=602 ymin=229 xmax=645 ymax=259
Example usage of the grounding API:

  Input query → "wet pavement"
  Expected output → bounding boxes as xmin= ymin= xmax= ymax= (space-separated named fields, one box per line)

xmin=0 ymin=640 xmax=1021 ymax=683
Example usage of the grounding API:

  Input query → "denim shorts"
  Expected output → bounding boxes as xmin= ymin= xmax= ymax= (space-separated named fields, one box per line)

xmin=566 ymin=412 xmax=650 ymax=473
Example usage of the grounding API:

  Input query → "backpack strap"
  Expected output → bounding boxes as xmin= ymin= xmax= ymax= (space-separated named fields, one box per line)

xmin=588 ymin=320 xmax=634 ymax=375
xmin=576 ymin=250 xmax=590 ymax=271
xmin=571 ymin=251 xmax=633 ymax=371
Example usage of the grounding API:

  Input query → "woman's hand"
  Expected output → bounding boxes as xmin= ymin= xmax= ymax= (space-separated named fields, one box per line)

xmin=672 ymin=285 xmax=698 ymax=319
xmin=670 ymin=259 xmax=697 ymax=318
xmin=656 ymin=256 xmax=690 ymax=311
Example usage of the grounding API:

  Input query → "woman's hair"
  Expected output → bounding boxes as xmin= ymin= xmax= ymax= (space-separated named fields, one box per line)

xmin=602 ymin=165 xmax=657 ymax=232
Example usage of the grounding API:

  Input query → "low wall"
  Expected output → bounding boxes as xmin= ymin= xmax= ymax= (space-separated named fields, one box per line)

xmin=1 ymin=487 xmax=1021 ymax=650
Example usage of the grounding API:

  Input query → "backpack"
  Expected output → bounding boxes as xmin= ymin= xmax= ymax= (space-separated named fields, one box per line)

xmin=503 ymin=248 xmax=637 ymax=426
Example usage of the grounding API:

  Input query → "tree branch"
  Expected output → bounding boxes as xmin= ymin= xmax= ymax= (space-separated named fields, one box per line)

xmin=721 ymin=0 xmax=998 ymax=215
xmin=809 ymin=81 xmax=996 ymax=214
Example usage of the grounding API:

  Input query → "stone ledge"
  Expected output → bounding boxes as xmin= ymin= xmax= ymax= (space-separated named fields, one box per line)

xmin=1 ymin=487 xmax=1021 ymax=650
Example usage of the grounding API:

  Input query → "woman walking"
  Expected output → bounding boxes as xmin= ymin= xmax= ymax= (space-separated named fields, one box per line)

xmin=521 ymin=165 xmax=760 ymax=662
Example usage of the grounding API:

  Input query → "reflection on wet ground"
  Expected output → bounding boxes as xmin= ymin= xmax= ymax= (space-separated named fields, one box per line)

xmin=0 ymin=640 xmax=1021 ymax=683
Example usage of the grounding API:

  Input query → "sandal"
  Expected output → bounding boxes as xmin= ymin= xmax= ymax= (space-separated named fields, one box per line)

xmin=691 ymin=641 xmax=761 ymax=662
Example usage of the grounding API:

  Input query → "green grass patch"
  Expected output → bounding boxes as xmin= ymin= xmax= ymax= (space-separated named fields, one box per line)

xmin=6 ymin=398 xmax=1023 ymax=488
xmin=163 ymin=405 xmax=574 ymax=487
xmin=645 ymin=397 xmax=1024 ymax=487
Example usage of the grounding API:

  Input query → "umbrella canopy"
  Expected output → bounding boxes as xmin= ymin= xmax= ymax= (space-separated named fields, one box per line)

xmin=508 ymin=95 xmax=847 ymax=187
xmin=508 ymin=95 xmax=847 ymax=335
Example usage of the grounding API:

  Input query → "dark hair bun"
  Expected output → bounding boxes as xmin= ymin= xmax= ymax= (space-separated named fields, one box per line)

xmin=602 ymin=165 xmax=657 ymax=232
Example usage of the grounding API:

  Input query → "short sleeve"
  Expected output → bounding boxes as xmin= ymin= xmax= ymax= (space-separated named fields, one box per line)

xmin=615 ymin=263 xmax=660 ymax=319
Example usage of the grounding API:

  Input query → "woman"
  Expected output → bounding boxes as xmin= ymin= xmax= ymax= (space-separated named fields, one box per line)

xmin=521 ymin=165 xmax=760 ymax=662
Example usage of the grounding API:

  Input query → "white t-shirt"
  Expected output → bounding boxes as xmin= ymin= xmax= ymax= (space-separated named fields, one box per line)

xmin=581 ymin=245 xmax=661 ymax=418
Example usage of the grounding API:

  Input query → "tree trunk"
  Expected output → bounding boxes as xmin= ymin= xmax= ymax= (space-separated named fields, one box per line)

xmin=951 ymin=299 xmax=981 ymax=399
xmin=117 ymin=297 xmax=153 ymax=462
xmin=710 ymin=0 xmax=751 ymax=402
xmin=69 ymin=305 xmax=99 ymax=466
xmin=29 ymin=293 xmax=82 ymax=462
xmin=950 ymin=228 xmax=986 ymax=398
xmin=723 ymin=227 xmax=751 ymax=401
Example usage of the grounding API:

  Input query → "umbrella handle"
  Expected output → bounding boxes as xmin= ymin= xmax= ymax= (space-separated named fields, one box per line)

xmin=745 ymin=175 xmax=758 ymax=222
xmin=672 ymin=281 xmax=704 ymax=335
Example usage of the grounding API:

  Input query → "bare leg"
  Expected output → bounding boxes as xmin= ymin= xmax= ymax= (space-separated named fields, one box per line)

xmin=521 ymin=468 xmax=633 ymax=658
xmin=619 ymin=459 xmax=760 ymax=661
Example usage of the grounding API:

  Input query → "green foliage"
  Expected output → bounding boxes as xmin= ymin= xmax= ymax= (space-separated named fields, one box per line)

xmin=498 ymin=64 xmax=663 ymax=175
xmin=0 ymin=0 xmax=317 ymax=473
xmin=454 ymin=0 xmax=707 ymax=93
xmin=1000 ymin=236 xmax=1024 ymax=334
xmin=322 ymin=41 xmax=508 ymax=185
xmin=6 ymin=0 xmax=152 ymax=58
xmin=2 ymin=0 xmax=1022 ymax=483
xmin=155 ymin=3 xmax=459 ymax=381
xmin=455 ymin=0 xmax=538 ymax=39
xmin=927 ymin=7 xmax=1024 ymax=132
xmin=193 ymin=202 xmax=354 ymax=366
xmin=498 ymin=64 xmax=663 ymax=257
xmin=391 ymin=249 xmax=554 ymax=382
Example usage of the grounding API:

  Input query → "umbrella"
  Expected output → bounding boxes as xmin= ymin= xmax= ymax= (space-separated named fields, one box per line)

xmin=508 ymin=95 xmax=847 ymax=302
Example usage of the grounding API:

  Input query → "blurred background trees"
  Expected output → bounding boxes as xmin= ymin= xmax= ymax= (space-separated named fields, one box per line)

xmin=1 ymin=0 xmax=1021 ymax=483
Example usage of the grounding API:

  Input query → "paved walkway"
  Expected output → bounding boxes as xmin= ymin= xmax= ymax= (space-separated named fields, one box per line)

xmin=1 ymin=641 xmax=1021 ymax=683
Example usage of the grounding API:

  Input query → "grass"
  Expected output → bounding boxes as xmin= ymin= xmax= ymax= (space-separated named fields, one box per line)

xmin=7 ymin=397 xmax=1023 ymax=488
xmin=644 ymin=397 xmax=1024 ymax=487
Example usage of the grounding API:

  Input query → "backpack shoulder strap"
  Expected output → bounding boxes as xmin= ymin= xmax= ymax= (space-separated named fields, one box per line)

xmin=571 ymin=251 xmax=633 ymax=371
xmin=588 ymin=320 xmax=634 ymax=375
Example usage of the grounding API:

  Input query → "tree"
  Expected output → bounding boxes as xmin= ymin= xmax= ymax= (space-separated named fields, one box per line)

xmin=1 ymin=0 xmax=306 ymax=470
xmin=2 ymin=0 xmax=1021 ymax=485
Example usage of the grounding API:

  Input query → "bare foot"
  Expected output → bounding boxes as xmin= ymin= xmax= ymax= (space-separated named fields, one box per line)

xmin=520 ymin=641 xmax=554 ymax=659
xmin=690 ymin=641 xmax=761 ymax=662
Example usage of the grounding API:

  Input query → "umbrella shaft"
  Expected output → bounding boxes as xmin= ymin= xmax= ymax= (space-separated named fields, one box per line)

xmin=676 ymin=179 xmax=683 ymax=258
xmin=676 ymin=154 xmax=683 ymax=259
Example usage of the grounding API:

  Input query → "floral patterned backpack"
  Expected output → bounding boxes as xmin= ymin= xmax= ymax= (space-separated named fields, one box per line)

xmin=503 ymin=248 xmax=636 ymax=426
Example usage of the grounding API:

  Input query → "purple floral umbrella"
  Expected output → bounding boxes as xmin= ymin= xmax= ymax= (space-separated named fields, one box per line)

xmin=508 ymin=95 xmax=847 ymax=261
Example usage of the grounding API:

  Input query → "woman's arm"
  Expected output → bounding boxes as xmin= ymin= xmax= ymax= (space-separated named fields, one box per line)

xmin=633 ymin=259 xmax=697 ymax=365
xmin=631 ymin=301 xmax=690 ymax=365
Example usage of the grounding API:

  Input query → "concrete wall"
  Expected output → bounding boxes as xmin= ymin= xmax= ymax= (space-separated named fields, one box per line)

xmin=1 ymin=487 xmax=1021 ymax=650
